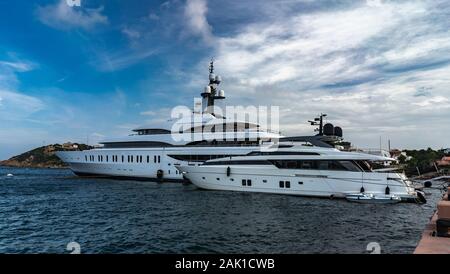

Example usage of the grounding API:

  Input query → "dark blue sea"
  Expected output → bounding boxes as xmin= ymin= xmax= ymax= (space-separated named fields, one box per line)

xmin=0 ymin=166 xmax=442 ymax=254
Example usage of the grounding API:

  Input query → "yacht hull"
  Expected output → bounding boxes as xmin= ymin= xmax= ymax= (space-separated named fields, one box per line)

xmin=177 ymin=165 xmax=419 ymax=202
xmin=56 ymin=146 xmax=257 ymax=181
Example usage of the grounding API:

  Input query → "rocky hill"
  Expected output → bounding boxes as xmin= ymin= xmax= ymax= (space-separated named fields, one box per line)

xmin=0 ymin=143 xmax=93 ymax=168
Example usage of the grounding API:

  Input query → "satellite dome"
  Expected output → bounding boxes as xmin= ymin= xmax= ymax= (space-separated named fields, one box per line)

xmin=215 ymin=75 xmax=222 ymax=84
xmin=323 ymin=123 xmax=334 ymax=136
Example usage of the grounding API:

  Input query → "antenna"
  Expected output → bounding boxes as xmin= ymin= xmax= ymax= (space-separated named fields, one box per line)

xmin=308 ymin=113 xmax=327 ymax=136
xmin=201 ymin=58 xmax=225 ymax=115
xmin=209 ymin=58 xmax=214 ymax=74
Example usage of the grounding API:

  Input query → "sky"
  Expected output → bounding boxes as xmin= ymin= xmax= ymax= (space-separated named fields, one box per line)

xmin=0 ymin=0 xmax=449 ymax=160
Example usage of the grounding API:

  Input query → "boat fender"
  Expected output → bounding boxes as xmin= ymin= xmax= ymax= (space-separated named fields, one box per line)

xmin=424 ymin=181 xmax=432 ymax=188
xmin=385 ymin=186 xmax=390 ymax=195
xmin=360 ymin=186 xmax=365 ymax=193
xmin=416 ymin=191 xmax=427 ymax=204
xmin=226 ymin=166 xmax=231 ymax=177
xmin=157 ymin=169 xmax=164 ymax=181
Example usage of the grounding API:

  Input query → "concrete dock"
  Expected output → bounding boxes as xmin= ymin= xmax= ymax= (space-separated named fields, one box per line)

xmin=414 ymin=187 xmax=450 ymax=254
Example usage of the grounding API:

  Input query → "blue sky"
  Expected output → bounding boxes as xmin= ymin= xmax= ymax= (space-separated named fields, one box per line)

xmin=0 ymin=0 xmax=449 ymax=159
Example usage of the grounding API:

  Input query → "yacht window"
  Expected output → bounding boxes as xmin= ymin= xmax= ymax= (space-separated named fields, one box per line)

xmin=122 ymin=155 xmax=124 ymax=162
xmin=154 ymin=155 xmax=157 ymax=163
xmin=263 ymin=179 xmax=267 ymax=183
xmin=106 ymin=155 xmax=109 ymax=162
xmin=287 ymin=161 xmax=297 ymax=169
xmin=158 ymin=156 xmax=161 ymax=163
xmin=85 ymin=156 xmax=87 ymax=162
xmin=327 ymin=161 xmax=347 ymax=171
xmin=356 ymin=160 xmax=372 ymax=172
xmin=279 ymin=181 xmax=285 ymax=188
xmin=338 ymin=161 xmax=361 ymax=172
xmin=247 ymin=180 xmax=252 ymax=186
xmin=298 ymin=181 xmax=303 ymax=185
xmin=242 ymin=179 xmax=246 ymax=186
xmin=147 ymin=156 xmax=150 ymax=163
xmin=301 ymin=161 xmax=314 ymax=169
xmin=247 ymin=151 xmax=320 ymax=156
xmin=134 ymin=129 xmax=171 ymax=135
xmin=285 ymin=181 xmax=291 ymax=188
xmin=203 ymin=160 xmax=272 ymax=166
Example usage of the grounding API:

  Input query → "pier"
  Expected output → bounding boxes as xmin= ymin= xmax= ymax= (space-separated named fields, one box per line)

xmin=414 ymin=187 xmax=450 ymax=254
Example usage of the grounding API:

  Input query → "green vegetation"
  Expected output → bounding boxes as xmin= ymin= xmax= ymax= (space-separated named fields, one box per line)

xmin=400 ymin=148 xmax=445 ymax=175
xmin=0 ymin=143 xmax=92 ymax=168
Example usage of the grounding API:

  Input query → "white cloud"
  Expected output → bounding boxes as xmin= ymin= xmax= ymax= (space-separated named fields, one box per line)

xmin=0 ymin=59 xmax=36 ymax=89
xmin=148 ymin=12 xmax=160 ymax=21
xmin=0 ymin=61 xmax=34 ymax=72
xmin=36 ymin=0 xmax=108 ymax=30
xmin=140 ymin=110 xmax=156 ymax=116
xmin=184 ymin=0 xmax=450 ymax=149
xmin=0 ymin=89 xmax=45 ymax=120
xmin=184 ymin=0 xmax=212 ymax=41
xmin=94 ymin=48 xmax=157 ymax=72
xmin=122 ymin=26 xmax=141 ymax=40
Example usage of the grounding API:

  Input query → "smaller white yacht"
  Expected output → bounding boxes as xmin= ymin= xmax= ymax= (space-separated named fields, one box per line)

xmin=176 ymin=144 xmax=426 ymax=203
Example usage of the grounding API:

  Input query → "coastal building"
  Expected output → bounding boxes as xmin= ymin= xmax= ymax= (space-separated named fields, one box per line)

xmin=62 ymin=142 xmax=79 ymax=150
xmin=437 ymin=156 xmax=450 ymax=167
xmin=389 ymin=149 xmax=402 ymax=159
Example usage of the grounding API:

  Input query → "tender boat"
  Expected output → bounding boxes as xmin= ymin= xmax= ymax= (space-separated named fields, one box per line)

xmin=345 ymin=193 xmax=402 ymax=204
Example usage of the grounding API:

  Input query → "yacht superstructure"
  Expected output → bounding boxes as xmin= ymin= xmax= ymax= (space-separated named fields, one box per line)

xmin=56 ymin=61 xmax=282 ymax=181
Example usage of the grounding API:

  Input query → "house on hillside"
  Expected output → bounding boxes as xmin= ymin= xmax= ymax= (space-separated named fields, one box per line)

xmin=437 ymin=156 xmax=450 ymax=167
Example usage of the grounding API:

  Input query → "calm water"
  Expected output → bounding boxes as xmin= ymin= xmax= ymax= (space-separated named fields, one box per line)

xmin=0 ymin=166 xmax=442 ymax=254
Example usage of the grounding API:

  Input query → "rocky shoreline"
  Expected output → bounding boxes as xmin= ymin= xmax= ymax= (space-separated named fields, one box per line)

xmin=0 ymin=143 xmax=92 ymax=169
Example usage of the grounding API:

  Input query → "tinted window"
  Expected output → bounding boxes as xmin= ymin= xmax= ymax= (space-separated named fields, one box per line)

xmin=339 ymin=161 xmax=361 ymax=172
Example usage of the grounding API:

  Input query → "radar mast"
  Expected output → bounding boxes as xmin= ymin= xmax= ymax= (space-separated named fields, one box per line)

xmin=201 ymin=58 xmax=225 ymax=115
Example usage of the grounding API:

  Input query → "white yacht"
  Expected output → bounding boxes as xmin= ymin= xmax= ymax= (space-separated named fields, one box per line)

xmin=56 ymin=61 xmax=282 ymax=181
xmin=176 ymin=144 xmax=426 ymax=203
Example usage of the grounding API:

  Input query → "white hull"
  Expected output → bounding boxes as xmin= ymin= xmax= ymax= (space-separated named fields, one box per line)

xmin=177 ymin=165 xmax=418 ymax=201
xmin=56 ymin=146 xmax=259 ymax=181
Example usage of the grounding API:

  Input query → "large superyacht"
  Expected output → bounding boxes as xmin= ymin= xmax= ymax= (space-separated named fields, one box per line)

xmin=56 ymin=61 xmax=282 ymax=181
